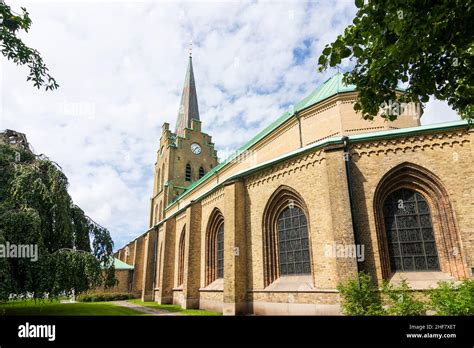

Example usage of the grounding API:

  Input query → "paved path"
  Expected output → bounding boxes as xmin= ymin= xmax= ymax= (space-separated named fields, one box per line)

xmin=111 ymin=300 xmax=183 ymax=316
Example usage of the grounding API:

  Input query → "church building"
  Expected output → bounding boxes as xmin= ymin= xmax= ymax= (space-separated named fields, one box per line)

xmin=115 ymin=52 xmax=473 ymax=315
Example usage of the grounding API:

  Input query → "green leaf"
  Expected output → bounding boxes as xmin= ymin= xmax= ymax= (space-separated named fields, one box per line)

xmin=353 ymin=46 xmax=363 ymax=57
xmin=341 ymin=47 xmax=352 ymax=58
xmin=318 ymin=55 xmax=328 ymax=66
xmin=355 ymin=0 xmax=364 ymax=9
xmin=329 ymin=52 xmax=341 ymax=66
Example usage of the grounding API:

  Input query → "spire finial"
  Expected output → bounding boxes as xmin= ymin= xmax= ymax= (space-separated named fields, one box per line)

xmin=189 ymin=40 xmax=193 ymax=58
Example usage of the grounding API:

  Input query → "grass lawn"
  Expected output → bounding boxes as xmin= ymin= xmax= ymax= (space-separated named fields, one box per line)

xmin=128 ymin=299 xmax=221 ymax=316
xmin=0 ymin=299 xmax=146 ymax=316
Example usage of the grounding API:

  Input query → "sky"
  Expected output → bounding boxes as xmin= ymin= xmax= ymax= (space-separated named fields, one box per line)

xmin=0 ymin=0 xmax=460 ymax=250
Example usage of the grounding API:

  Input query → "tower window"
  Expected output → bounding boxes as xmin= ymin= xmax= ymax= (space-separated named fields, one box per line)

xmin=161 ymin=164 xmax=165 ymax=189
xmin=157 ymin=168 xmax=161 ymax=192
xmin=185 ymin=163 xmax=192 ymax=181
xmin=199 ymin=166 xmax=205 ymax=179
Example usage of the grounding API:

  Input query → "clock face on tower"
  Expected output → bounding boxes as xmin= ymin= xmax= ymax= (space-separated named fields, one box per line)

xmin=191 ymin=143 xmax=202 ymax=155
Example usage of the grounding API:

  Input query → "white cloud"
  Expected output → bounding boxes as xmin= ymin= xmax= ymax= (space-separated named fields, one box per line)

xmin=1 ymin=0 xmax=460 ymax=249
xmin=421 ymin=97 xmax=460 ymax=125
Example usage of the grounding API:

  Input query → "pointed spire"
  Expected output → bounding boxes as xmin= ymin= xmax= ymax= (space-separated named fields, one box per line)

xmin=175 ymin=47 xmax=200 ymax=137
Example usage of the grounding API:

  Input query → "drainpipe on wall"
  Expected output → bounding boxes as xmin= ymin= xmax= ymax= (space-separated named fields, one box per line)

xmin=342 ymin=136 xmax=360 ymax=272
xmin=294 ymin=111 xmax=303 ymax=148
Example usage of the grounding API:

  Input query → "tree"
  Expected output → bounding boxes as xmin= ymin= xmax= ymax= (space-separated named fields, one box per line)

xmin=337 ymin=272 xmax=386 ymax=315
xmin=318 ymin=0 xmax=473 ymax=120
xmin=0 ymin=1 xmax=58 ymax=90
xmin=0 ymin=138 xmax=115 ymax=301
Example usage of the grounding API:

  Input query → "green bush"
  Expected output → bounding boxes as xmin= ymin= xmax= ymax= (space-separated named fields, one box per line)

xmin=338 ymin=274 xmax=474 ymax=316
xmin=77 ymin=292 xmax=137 ymax=302
xmin=381 ymin=280 xmax=426 ymax=315
xmin=337 ymin=272 xmax=385 ymax=316
xmin=429 ymin=280 xmax=474 ymax=315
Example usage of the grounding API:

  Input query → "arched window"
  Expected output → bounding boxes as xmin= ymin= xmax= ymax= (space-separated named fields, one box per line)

xmin=263 ymin=186 xmax=312 ymax=286
xmin=216 ymin=224 xmax=224 ymax=278
xmin=374 ymin=162 xmax=467 ymax=279
xmin=161 ymin=164 xmax=165 ymax=189
xmin=199 ymin=166 xmax=205 ymax=179
xmin=205 ymin=208 xmax=224 ymax=285
xmin=159 ymin=201 xmax=163 ymax=221
xmin=383 ymin=189 xmax=439 ymax=272
xmin=277 ymin=206 xmax=311 ymax=276
xmin=177 ymin=228 xmax=186 ymax=286
xmin=185 ymin=163 xmax=192 ymax=181
xmin=157 ymin=168 xmax=161 ymax=192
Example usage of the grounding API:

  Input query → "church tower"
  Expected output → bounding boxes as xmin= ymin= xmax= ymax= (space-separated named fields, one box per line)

xmin=150 ymin=52 xmax=218 ymax=227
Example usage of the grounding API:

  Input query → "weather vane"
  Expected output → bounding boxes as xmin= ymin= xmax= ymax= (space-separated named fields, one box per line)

xmin=189 ymin=40 xmax=193 ymax=58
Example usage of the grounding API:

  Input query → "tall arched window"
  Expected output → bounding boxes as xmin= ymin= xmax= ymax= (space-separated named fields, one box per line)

xmin=177 ymin=228 xmax=186 ymax=286
xmin=159 ymin=201 xmax=163 ymax=221
xmin=154 ymin=204 xmax=159 ymax=224
xmin=277 ymin=206 xmax=311 ymax=275
xmin=374 ymin=162 xmax=467 ymax=279
xmin=205 ymin=208 xmax=224 ymax=285
xmin=263 ymin=186 xmax=312 ymax=286
xmin=199 ymin=166 xmax=205 ymax=179
xmin=216 ymin=224 xmax=224 ymax=278
xmin=383 ymin=189 xmax=439 ymax=271
xmin=185 ymin=163 xmax=192 ymax=181
xmin=161 ymin=164 xmax=165 ymax=189
xmin=157 ymin=168 xmax=161 ymax=192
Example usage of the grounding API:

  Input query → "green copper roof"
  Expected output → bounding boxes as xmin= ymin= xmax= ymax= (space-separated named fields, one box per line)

xmin=295 ymin=72 xmax=356 ymax=110
xmin=242 ymin=73 xmax=355 ymax=152
xmin=166 ymin=73 xmax=358 ymax=208
xmin=109 ymin=258 xmax=134 ymax=270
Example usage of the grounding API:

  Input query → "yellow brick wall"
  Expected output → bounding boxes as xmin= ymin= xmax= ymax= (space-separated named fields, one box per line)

xmin=245 ymin=149 xmax=343 ymax=290
xmin=350 ymin=128 xmax=473 ymax=282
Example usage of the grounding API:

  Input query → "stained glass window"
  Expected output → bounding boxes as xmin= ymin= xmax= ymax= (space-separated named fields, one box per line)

xmin=277 ymin=206 xmax=311 ymax=275
xmin=178 ymin=231 xmax=185 ymax=286
xmin=216 ymin=224 xmax=224 ymax=278
xmin=383 ymin=189 xmax=440 ymax=271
